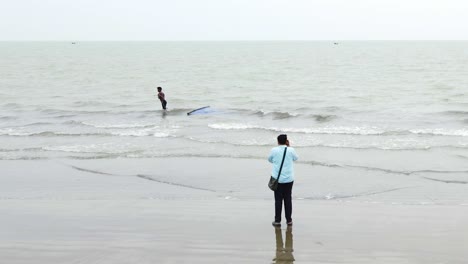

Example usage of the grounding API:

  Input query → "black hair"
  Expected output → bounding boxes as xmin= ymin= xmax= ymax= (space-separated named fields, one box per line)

xmin=277 ymin=134 xmax=287 ymax=145
xmin=157 ymin=87 xmax=162 ymax=90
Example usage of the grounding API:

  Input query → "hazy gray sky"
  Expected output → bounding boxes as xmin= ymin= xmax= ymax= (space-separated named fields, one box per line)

xmin=1 ymin=0 xmax=468 ymax=40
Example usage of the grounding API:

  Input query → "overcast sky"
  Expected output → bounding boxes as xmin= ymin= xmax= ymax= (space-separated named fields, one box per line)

xmin=1 ymin=0 xmax=468 ymax=41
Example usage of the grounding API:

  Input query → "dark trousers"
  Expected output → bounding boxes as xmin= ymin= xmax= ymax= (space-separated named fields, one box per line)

xmin=161 ymin=100 xmax=167 ymax=110
xmin=274 ymin=181 xmax=293 ymax=222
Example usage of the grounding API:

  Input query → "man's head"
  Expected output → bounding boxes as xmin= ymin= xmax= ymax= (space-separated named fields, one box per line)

xmin=277 ymin=134 xmax=288 ymax=145
xmin=157 ymin=87 xmax=162 ymax=92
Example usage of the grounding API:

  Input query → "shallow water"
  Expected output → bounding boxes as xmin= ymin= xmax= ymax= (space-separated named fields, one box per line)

xmin=1 ymin=41 xmax=467 ymax=176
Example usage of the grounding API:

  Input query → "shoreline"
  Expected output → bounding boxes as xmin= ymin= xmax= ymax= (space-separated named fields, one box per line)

xmin=1 ymin=158 xmax=468 ymax=263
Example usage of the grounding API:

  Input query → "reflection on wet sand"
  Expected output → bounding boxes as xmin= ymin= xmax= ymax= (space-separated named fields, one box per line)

xmin=273 ymin=226 xmax=295 ymax=264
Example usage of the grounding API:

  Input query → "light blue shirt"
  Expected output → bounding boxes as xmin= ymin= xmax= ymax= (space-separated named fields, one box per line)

xmin=268 ymin=145 xmax=298 ymax=183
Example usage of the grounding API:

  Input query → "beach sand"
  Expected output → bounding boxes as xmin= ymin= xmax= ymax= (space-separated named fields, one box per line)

xmin=1 ymin=158 xmax=468 ymax=263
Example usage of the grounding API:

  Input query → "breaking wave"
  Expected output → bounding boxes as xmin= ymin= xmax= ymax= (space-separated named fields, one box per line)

xmin=209 ymin=123 xmax=387 ymax=135
xmin=410 ymin=128 xmax=468 ymax=137
xmin=79 ymin=121 xmax=156 ymax=129
xmin=0 ymin=128 xmax=173 ymax=137
xmin=208 ymin=123 xmax=468 ymax=137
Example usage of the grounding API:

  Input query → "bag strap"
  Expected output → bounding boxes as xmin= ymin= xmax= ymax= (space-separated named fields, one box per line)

xmin=275 ymin=147 xmax=288 ymax=183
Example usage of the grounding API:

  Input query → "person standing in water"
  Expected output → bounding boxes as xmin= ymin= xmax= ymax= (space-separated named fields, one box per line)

xmin=269 ymin=134 xmax=298 ymax=226
xmin=157 ymin=86 xmax=167 ymax=110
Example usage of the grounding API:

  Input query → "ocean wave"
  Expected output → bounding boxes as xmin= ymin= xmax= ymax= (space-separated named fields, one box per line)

xmin=80 ymin=121 xmax=156 ymax=129
xmin=253 ymin=110 xmax=299 ymax=119
xmin=0 ymin=119 xmax=178 ymax=137
xmin=37 ymin=107 xmax=196 ymax=117
xmin=209 ymin=123 xmax=259 ymax=130
xmin=0 ymin=156 xmax=47 ymax=161
xmin=208 ymin=123 xmax=468 ymax=137
xmin=0 ymin=128 xmax=173 ymax=138
xmin=208 ymin=123 xmax=387 ymax=135
xmin=185 ymin=136 xmax=272 ymax=147
xmin=0 ymin=128 xmax=107 ymax=137
xmin=309 ymin=114 xmax=337 ymax=122
xmin=109 ymin=130 xmax=170 ymax=137
xmin=410 ymin=128 xmax=468 ymax=137
xmin=11 ymin=106 xmax=338 ymax=124
xmin=42 ymin=144 xmax=144 ymax=154
xmin=184 ymin=135 xmax=468 ymax=150
xmin=69 ymin=152 xmax=264 ymax=160
xmin=0 ymin=128 xmax=36 ymax=136
xmin=66 ymin=154 xmax=122 ymax=160
xmin=0 ymin=147 xmax=43 ymax=152
xmin=227 ymin=108 xmax=338 ymax=122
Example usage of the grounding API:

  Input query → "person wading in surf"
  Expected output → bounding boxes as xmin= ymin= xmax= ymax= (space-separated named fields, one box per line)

xmin=157 ymin=86 xmax=167 ymax=110
xmin=269 ymin=134 xmax=298 ymax=226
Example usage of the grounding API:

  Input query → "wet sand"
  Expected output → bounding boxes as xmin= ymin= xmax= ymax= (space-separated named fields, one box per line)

xmin=1 ymin=159 xmax=468 ymax=263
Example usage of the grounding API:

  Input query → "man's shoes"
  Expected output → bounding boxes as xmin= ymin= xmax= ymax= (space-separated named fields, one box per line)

xmin=287 ymin=221 xmax=293 ymax=226
xmin=272 ymin=221 xmax=281 ymax=226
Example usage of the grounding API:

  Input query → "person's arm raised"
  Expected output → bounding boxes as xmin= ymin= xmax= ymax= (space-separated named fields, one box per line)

xmin=292 ymin=148 xmax=298 ymax=161
xmin=268 ymin=149 xmax=275 ymax=163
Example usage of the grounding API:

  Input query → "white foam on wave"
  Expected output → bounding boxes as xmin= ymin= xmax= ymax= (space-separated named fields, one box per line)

xmin=209 ymin=123 xmax=468 ymax=137
xmin=410 ymin=128 xmax=468 ymax=137
xmin=283 ymin=126 xmax=385 ymax=135
xmin=256 ymin=109 xmax=300 ymax=118
xmin=0 ymin=125 xmax=178 ymax=138
xmin=208 ymin=123 xmax=385 ymax=135
xmin=43 ymin=143 xmax=137 ymax=154
xmin=185 ymin=134 xmax=446 ymax=150
xmin=0 ymin=128 xmax=34 ymax=136
xmin=81 ymin=121 xmax=155 ymax=129
xmin=209 ymin=123 xmax=259 ymax=130
xmin=109 ymin=129 xmax=170 ymax=137
xmin=108 ymin=125 xmax=178 ymax=137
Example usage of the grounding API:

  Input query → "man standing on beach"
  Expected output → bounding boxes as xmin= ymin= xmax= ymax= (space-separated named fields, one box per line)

xmin=269 ymin=134 xmax=298 ymax=226
xmin=157 ymin=86 xmax=167 ymax=110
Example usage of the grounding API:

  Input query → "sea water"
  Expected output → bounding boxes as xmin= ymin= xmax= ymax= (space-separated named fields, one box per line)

xmin=1 ymin=41 xmax=467 ymax=177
